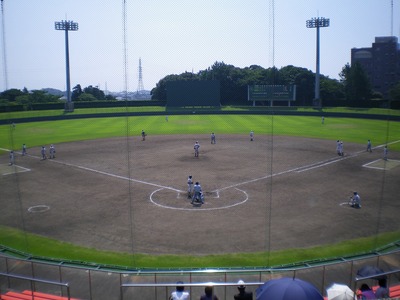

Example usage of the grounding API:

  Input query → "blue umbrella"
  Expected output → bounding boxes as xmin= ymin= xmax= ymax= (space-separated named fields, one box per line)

xmin=256 ymin=277 xmax=323 ymax=300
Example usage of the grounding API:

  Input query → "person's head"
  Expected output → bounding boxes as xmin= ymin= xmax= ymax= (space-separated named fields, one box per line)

xmin=189 ymin=175 xmax=192 ymax=179
xmin=354 ymin=191 xmax=357 ymax=195
xmin=176 ymin=281 xmax=184 ymax=292
xmin=360 ymin=283 xmax=371 ymax=291
xmin=237 ymin=280 xmax=246 ymax=292
xmin=378 ymin=279 xmax=387 ymax=287
xmin=196 ymin=182 xmax=199 ymax=185
xmin=204 ymin=286 xmax=213 ymax=296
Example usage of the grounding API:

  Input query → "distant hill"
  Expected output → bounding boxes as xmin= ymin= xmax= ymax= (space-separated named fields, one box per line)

xmin=41 ymin=88 xmax=64 ymax=97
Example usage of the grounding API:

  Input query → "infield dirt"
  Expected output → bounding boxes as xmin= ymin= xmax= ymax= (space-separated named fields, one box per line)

xmin=1 ymin=134 xmax=399 ymax=255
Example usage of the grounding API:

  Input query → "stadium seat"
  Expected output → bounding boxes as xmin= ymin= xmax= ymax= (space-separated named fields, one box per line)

xmin=0 ymin=290 xmax=79 ymax=300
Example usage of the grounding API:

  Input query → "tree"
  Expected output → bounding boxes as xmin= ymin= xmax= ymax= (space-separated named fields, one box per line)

xmin=83 ymin=85 xmax=105 ymax=100
xmin=71 ymin=84 xmax=83 ymax=101
xmin=389 ymin=81 xmax=400 ymax=101
xmin=0 ymin=89 xmax=25 ymax=102
xmin=77 ymin=93 xmax=97 ymax=102
xmin=340 ymin=62 xmax=371 ymax=106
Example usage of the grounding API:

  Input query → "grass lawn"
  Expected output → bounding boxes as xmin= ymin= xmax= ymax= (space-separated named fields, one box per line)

xmin=0 ymin=111 xmax=399 ymax=269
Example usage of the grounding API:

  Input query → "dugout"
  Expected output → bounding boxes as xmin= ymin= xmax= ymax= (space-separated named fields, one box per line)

xmin=166 ymin=80 xmax=221 ymax=108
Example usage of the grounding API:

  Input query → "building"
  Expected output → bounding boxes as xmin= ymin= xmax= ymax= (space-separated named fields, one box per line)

xmin=351 ymin=36 xmax=400 ymax=99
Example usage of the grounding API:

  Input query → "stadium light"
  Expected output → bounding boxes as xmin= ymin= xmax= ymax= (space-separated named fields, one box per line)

xmin=306 ymin=17 xmax=330 ymax=107
xmin=55 ymin=20 xmax=79 ymax=112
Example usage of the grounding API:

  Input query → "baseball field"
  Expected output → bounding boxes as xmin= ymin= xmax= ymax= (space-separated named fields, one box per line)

xmin=1 ymin=113 xmax=400 ymax=268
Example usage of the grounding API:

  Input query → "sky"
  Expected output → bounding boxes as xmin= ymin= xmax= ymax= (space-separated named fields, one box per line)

xmin=0 ymin=0 xmax=399 ymax=92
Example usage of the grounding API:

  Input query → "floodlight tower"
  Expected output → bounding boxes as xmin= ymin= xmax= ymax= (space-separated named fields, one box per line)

xmin=137 ymin=57 xmax=144 ymax=93
xmin=55 ymin=20 xmax=78 ymax=112
xmin=306 ymin=17 xmax=329 ymax=107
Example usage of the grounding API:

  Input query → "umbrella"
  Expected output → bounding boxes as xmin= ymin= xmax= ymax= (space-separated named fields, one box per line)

xmin=256 ymin=277 xmax=323 ymax=300
xmin=326 ymin=283 xmax=354 ymax=300
xmin=357 ymin=265 xmax=387 ymax=280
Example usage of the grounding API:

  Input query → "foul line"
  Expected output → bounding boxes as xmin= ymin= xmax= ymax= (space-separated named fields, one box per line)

xmin=0 ymin=148 xmax=182 ymax=193
xmin=216 ymin=140 xmax=400 ymax=191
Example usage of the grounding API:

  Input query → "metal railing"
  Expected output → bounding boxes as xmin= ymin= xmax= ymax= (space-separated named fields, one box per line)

xmin=0 ymin=250 xmax=399 ymax=300
xmin=0 ymin=271 xmax=71 ymax=299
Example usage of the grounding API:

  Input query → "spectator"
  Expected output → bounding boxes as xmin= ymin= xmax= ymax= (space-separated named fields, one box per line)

xmin=234 ymin=280 xmax=253 ymax=300
xmin=358 ymin=283 xmax=375 ymax=299
xmin=375 ymin=279 xmax=390 ymax=299
xmin=169 ymin=281 xmax=189 ymax=300
xmin=200 ymin=286 xmax=219 ymax=300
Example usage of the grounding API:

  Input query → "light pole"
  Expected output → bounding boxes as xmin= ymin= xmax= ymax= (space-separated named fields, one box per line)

xmin=55 ymin=20 xmax=78 ymax=112
xmin=306 ymin=17 xmax=329 ymax=107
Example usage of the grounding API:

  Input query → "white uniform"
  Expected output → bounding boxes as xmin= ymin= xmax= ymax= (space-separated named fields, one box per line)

xmin=22 ymin=144 xmax=27 ymax=156
xmin=49 ymin=145 xmax=56 ymax=159
xmin=191 ymin=183 xmax=203 ymax=204
xmin=250 ymin=131 xmax=254 ymax=141
xmin=41 ymin=146 xmax=47 ymax=160
xmin=383 ymin=146 xmax=388 ymax=160
xmin=187 ymin=176 xmax=193 ymax=195
xmin=211 ymin=133 xmax=216 ymax=144
xmin=9 ymin=151 xmax=14 ymax=165
xmin=194 ymin=142 xmax=200 ymax=157
xmin=170 ymin=291 xmax=189 ymax=300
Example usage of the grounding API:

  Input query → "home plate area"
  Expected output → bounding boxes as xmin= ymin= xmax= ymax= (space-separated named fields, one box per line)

xmin=150 ymin=187 xmax=248 ymax=210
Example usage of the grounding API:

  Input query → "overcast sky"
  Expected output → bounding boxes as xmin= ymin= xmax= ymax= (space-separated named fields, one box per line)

xmin=0 ymin=0 xmax=399 ymax=92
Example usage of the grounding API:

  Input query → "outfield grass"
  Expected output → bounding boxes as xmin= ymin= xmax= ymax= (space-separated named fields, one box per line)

xmin=0 ymin=112 xmax=399 ymax=269
xmin=1 ymin=106 xmax=400 ymax=121
xmin=1 ymin=114 xmax=400 ymax=151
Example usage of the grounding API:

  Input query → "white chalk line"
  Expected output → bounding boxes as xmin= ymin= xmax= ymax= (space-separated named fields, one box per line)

xmin=0 ymin=148 xmax=182 ymax=193
xmin=150 ymin=187 xmax=248 ymax=211
xmin=2 ymin=139 xmax=400 ymax=205
xmin=2 ymin=164 xmax=31 ymax=176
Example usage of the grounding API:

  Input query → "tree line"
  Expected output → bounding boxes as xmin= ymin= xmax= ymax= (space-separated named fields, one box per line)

xmin=1 ymin=62 xmax=400 ymax=108
xmin=151 ymin=61 xmax=400 ymax=107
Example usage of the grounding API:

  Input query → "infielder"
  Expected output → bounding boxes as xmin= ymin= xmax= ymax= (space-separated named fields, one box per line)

xmin=41 ymin=146 xmax=47 ymax=160
xmin=211 ymin=132 xmax=216 ymax=144
xmin=49 ymin=144 xmax=56 ymax=159
xmin=194 ymin=141 xmax=200 ymax=157
xmin=9 ymin=151 xmax=14 ymax=165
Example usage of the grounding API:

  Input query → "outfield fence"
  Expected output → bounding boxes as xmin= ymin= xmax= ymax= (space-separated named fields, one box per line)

xmin=0 ymin=250 xmax=399 ymax=300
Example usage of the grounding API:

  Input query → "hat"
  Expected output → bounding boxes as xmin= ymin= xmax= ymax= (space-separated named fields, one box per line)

xmin=237 ymin=280 xmax=245 ymax=288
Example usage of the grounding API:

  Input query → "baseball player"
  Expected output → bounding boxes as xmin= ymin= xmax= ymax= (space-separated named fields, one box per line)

xmin=250 ymin=130 xmax=254 ymax=141
xmin=49 ymin=144 xmax=56 ymax=159
xmin=22 ymin=144 xmax=27 ymax=156
xmin=383 ymin=145 xmax=388 ymax=160
xmin=41 ymin=146 xmax=47 ymax=160
xmin=194 ymin=141 xmax=200 ymax=157
xmin=350 ymin=192 xmax=361 ymax=208
xmin=9 ymin=151 xmax=15 ymax=165
xmin=187 ymin=175 xmax=193 ymax=198
xmin=367 ymin=140 xmax=372 ymax=152
xmin=141 ymin=130 xmax=146 ymax=141
xmin=191 ymin=182 xmax=204 ymax=204
xmin=211 ymin=132 xmax=216 ymax=144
